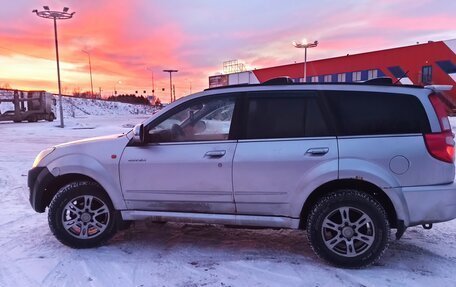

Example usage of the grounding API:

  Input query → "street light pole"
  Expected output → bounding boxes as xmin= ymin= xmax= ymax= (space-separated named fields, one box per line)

xmin=82 ymin=50 xmax=94 ymax=98
xmin=33 ymin=6 xmax=75 ymax=128
xmin=292 ymin=39 xmax=318 ymax=82
xmin=163 ymin=69 xmax=178 ymax=103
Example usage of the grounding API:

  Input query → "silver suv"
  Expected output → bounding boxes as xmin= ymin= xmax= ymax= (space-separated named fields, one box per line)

xmin=28 ymin=78 xmax=456 ymax=267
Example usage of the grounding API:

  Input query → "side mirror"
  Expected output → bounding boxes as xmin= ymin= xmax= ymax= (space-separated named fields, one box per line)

xmin=132 ymin=123 xmax=145 ymax=144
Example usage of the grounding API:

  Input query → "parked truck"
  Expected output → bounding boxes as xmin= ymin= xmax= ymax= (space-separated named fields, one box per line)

xmin=0 ymin=89 xmax=56 ymax=123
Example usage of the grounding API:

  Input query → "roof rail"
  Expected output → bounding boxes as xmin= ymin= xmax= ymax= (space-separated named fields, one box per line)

xmin=204 ymin=76 xmax=426 ymax=91
xmin=424 ymin=85 xmax=453 ymax=92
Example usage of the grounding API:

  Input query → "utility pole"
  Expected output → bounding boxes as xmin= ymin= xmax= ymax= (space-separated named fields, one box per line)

xmin=146 ymin=67 xmax=155 ymax=97
xmin=82 ymin=50 xmax=94 ymax=98
xmin=33 ymin=6 xmax=75 ymax=128
xmin=163 ymin=69 xmax=178 ymax=103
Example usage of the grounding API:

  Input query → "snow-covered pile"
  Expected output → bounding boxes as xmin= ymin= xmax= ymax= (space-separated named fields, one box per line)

xmin=58 ymin=96 xmax=157 ymax=117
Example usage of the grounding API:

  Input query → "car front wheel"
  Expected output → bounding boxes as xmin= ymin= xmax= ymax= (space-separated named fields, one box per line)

xmin=48 ymin=181 xmax=117 ymax=248
xmin=306 ymin=190 xmax=390 ymax=268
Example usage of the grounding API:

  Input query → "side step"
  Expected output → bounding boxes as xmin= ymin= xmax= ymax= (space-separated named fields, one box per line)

xmin=121 ymin=210 xmax=300 ymax=229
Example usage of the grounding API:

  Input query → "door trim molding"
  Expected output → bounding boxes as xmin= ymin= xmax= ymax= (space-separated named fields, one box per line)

xmin=121 ymin=210 xmax=300 ymax=229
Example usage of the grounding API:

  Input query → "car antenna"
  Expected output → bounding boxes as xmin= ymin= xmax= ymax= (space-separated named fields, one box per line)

xmin=393 ymin=70 xmax=409 ymax=85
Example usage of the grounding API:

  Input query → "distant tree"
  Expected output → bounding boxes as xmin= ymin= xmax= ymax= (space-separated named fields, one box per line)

xmin=72 ymin=87 xmax=81 ymax=97
xmin=72 ymin=88 xmax=97 ymax=99
xmin=0 ymin=83 xmax=11 ymax=89
xmin=107 ymin=94 xmax=151 ymax=105
xmin=80 ymin=91 xmax=92 ymax=98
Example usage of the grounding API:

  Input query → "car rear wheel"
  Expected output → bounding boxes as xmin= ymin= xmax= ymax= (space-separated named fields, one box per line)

xmin=48 ymin=181 xmax=117 ymax=248
xmin=306 ymin=190 xmax=390 ymax=268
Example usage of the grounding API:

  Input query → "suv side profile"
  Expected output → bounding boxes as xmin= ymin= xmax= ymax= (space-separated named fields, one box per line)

xmin=28 ymin=79 xmax=456 ymax=268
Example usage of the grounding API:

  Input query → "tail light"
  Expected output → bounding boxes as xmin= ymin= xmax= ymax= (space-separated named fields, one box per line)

xmin=424 ymin=93 xmax=455 ymax=163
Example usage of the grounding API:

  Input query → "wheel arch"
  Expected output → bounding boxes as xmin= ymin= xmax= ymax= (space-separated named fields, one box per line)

xmin=40 ymin=173 xmax=115 ymax=212
xmin=299 ymin=179 xmax=398 ymax=229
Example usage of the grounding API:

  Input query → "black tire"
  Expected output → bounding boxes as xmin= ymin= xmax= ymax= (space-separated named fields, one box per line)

xmin=27 ymin=115 xmax=38 ymax=122
xmin=48 ymin=181 xmax=117 ymax=248
xmin=46 ymin=113 xmax=55 ymax=122
xmin=306 ymin=190 xmax=390 ymax=268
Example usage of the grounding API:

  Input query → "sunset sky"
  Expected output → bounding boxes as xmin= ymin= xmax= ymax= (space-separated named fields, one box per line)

xmin=1 ymin=0 xmax=455 ymax=101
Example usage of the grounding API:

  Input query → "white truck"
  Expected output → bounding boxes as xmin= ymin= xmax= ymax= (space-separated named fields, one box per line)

xmin=0 ymin=89 xmax=56 ymax=122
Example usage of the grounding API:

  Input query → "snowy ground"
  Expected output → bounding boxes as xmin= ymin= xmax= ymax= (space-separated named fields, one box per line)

xmin=1 ymin=105 xmax=456 ymax=287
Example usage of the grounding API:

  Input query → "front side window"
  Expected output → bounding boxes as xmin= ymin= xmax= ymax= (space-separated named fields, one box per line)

xmin=147 ymin=96 xmax=235 ymax=142
xmin=244 ymin=93 xmax=330 ymax=140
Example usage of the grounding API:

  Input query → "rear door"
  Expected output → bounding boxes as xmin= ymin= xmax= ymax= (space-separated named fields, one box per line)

xmin=232 ymin=91 xmax=339 ymax=217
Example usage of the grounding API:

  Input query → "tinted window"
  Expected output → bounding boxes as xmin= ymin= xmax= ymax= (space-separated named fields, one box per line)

xmin=244 ymin=94 xmax=330 ymax=139
xmin=325 ymin=91 xmax=430 ymax=135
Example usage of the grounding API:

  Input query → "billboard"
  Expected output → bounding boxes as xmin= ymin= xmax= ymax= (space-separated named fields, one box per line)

xmin=209 ymin=74 xmax=228 ymax=88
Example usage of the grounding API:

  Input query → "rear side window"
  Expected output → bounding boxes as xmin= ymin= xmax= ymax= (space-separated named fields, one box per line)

xmin=325 ymin=91 xmax=430 ymax=136
xmin=244 ymin=93 xmax=331 ymax=139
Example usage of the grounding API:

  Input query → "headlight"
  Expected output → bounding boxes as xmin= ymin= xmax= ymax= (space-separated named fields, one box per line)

xmin=32 ymin=147 xmax=56 ymax=167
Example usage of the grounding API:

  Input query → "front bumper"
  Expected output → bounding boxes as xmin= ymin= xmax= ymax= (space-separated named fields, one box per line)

xmin=402 ymin=182 xmax=456 ymax=227
xmin=28 ymin=166 xmax=55 ymax=213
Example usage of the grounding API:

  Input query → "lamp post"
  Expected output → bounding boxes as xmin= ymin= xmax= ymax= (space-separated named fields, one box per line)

xmin=33 ymin=6 xmax=75 ymax=128
xmin=163 ymin=69 xmax=178 ymax=103
xmin=82 ymin=50 xmax=94 ymax=98
xmin=292 ymin=39 xmax=318 ymax=82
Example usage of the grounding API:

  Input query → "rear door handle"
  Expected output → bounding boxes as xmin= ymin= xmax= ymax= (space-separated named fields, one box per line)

xmin=205 ymin=150 xmax=226 ymax=158
xmin=306 ymin=148 xmax=329 ymax=156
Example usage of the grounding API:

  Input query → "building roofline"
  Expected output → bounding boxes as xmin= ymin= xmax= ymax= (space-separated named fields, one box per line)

xmin=254 ymin=39 xmax=448 ymax=72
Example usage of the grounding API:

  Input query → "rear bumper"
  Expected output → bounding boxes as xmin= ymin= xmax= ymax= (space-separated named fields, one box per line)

xmin=402 ymin=182 xmax=456 ymax=227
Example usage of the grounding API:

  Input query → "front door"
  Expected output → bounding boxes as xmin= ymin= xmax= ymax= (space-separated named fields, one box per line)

xmin=120 ymin=95 xmax=238 ymax=214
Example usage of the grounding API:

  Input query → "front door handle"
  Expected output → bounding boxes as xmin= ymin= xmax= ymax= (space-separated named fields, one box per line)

xmin=306 ymin=147 xmax=329 ymax=156
xmin=205 ymin=150 xmax=226 ymax=158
